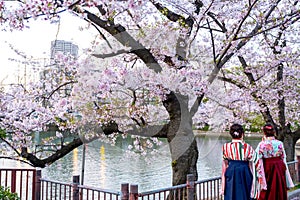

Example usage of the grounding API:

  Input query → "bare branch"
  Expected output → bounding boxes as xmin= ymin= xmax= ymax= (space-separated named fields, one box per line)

xmin=0 ymin=136 xmax=21 ymax=156
xmin=46 ymin=81 xmax=76 ymax=100
xmin=207 ymin=12 xmax=227 ymax=33
xmin=207 ymin=19 xmax=217 ymax=64
xmin=216 ymin=0 xmax=259 ymax=66
xmin=218 ymin=76 xmax=246 ymax=89
xmin=0 ymin=156 xmax=34 ymax=167
xmin=150 ymin=0 xmax=196 ymax=27
xmin=92 ymin=49 xmax=130 ymax=58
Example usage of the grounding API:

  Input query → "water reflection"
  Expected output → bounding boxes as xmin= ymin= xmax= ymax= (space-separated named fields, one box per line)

xmin=195 ymin=133 xmax=261 ymax=181
xmin=99 ymin=145 xmax=106 ymax=186
xmin=73 ymin=148 xmax=79 ymax=175
xmin=0 ymin=133 xmax=262 ymax=192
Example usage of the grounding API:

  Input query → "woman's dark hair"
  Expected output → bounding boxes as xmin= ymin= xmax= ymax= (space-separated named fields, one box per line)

xmin=229 ymin=124 xmax=244 ymax=139
xmin=262 ymin=123 xmax=275 ymax=137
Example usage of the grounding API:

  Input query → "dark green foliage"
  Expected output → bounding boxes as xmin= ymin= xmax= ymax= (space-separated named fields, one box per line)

xmin=0 ymin=186 xmax=20 ymax=200
xmin=0 ymin=128 xmax=6 ymax=138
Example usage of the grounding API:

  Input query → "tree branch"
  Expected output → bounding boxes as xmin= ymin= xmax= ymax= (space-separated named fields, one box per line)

xmin=80 ymin=9 xmax=162 ymax=73
xmin=20 ymin=138 xmax=83 ymax=168
xmin=238 ymin=56 xmax=256 ymax=84
xmin=0 ymin=136 xmax=21 ymax=157
xmin=207 ymin=12 xmax=227 ymax=33
xmin=150 ymin=0 xmax=195 ymax=63
xmin=92 ymin=49 xmax=130 ymax=59
xmin=207 ymin=19 xmax=217 ymax=64
xmin=232 ymin=56 xmax=279 ymax=128
xmin=126 ymin=123 xmax=169 ymax=138
xmin=0 ymin=156 xmax=34 ymax=167
xmin=216 ymin=0 xmax=259 ymax=66
xmin=43 ymin=81 xmax=76 ymax=100
xmin=190 ymin=94 xmax=204 ymax=117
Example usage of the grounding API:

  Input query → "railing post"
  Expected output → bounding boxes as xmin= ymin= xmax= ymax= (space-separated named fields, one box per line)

xmin=130 ymin=184 xmax=138 ymax=200
xmin=73 ymin=175 xmax=80 ymax=200
xmin=35 ymin=170 xmax=42 ymax=200
xmin=121 ymin=183 xmax=129 ymax=200
xmin=297 ymin=156 xmax=300 ymax=182
xmin=187 ymin=174 xmax=195 ymax=200
xmin=11 ymin=169 xmax=16 ymax=193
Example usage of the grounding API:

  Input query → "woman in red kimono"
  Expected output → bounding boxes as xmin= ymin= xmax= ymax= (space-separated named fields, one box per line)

xmin=221 ymin=124 xmax=266 ymax=200
xmin=256 ymin=124 xmax=294 ymax=200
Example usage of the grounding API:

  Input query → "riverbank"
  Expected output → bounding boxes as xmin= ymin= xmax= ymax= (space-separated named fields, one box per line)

xmin=194 ymin=130 xmax=264 ymax=138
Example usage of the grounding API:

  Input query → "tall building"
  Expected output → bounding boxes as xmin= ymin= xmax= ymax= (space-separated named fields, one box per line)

xmin=44 ymin=40 xmax=79 ymax=96
xmin=50 ymin=40 xmax=79 ymax=59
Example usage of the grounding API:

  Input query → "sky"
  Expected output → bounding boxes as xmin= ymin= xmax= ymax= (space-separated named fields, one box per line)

xmin=0 ymin=11 xmax=97 ymax=86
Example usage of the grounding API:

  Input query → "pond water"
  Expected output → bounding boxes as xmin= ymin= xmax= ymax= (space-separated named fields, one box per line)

xmin=0 ymin=132 xmax=262 ymax=192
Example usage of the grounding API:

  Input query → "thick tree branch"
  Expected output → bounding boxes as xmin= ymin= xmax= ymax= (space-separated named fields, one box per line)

xmin=218 ymin=76 xmax=246 ymax=89
xmin=219 ymin=74 xmax=275 ymax=125
xmin=126 ymin=123 xmax=169 ymax=138
xmin=238 ymin=56 xmax=256 ymax=84
xmin=20 ymin=138 xmax=83 ymax=168
xmin=15 ymin=120 xmax=123 ymax=167
xmin=80 ymin=10 xmax=162 ymax=73
xmin=190 ymin=94 xmax=204 ymax=117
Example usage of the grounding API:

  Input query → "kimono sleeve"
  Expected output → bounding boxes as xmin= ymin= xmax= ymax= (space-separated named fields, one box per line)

xmin=221 ymin=144 xmax=228 ymax=195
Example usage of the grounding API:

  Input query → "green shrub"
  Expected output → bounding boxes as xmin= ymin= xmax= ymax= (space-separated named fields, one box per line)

xmin=0 ymin=186 xmax=20 ymax=200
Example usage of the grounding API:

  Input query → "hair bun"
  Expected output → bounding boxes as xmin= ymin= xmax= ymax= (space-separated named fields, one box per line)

xmin=233 ymin=131 xmax=239 ymax=136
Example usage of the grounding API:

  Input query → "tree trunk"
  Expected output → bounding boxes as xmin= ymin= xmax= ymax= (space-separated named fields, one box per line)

xmin=167 ymin=115 xmax=198 ymax=200
xmin=170 ymin=136 xmax=198 ymax=185
xmin=170 ymin=130 xmax=198 ymax=185
xmin=278 ymin=125 xmax=300 ymax=162
xmin=283 ymin=134 xmax=295 ymax=162
xmin=163 ymin=92 xmax=199 ymax=185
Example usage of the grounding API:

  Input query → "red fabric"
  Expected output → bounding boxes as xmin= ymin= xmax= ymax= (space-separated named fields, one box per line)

xmin=258 ymin=157 xmax=287 ymax=200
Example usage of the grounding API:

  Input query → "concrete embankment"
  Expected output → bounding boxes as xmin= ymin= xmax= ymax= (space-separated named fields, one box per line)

xmin=194 ymin=130 xmax=264 ymax=138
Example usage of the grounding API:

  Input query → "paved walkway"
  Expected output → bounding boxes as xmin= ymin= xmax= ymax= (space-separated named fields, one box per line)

xmin=289 ymin=188 xmax=300 ymax=199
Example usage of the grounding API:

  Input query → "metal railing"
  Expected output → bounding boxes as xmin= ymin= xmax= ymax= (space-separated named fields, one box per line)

xmin=0 ymin=160 xmax=298 ymax=200
xmin=136 ymin=160 xmax=297 ymax=200
xmin=288 ymin=160 xmax=298 ymax=183
xmin=136 ymin=175 xmax=221 ymax=200
xmin=40 ymin=178 xmax=73 ymax=200
xmin=78 ymin=185 xmax=120 ymax=200
xmin=40 ymin=175 xmax=120 ymax=200
xmin=0 ymin=168 xmax=37 ymax=200
xmin=138 ymin=183 xmax=187 ymax=200
xmin=195 ymin=177 xmax=222 ymax=200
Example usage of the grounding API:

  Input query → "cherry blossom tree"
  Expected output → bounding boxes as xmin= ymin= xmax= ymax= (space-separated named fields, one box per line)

xmin=1 ymin=0 xmax=300 ymax=187
xmin=208 ymin=16 xmax=300 ymax=161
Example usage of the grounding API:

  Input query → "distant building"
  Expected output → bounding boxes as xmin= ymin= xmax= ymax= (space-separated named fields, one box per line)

xmin=50 ymin=40 xmax=79 ymax=59
xmin=41 ymin=40 xmax=79 ymax=96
